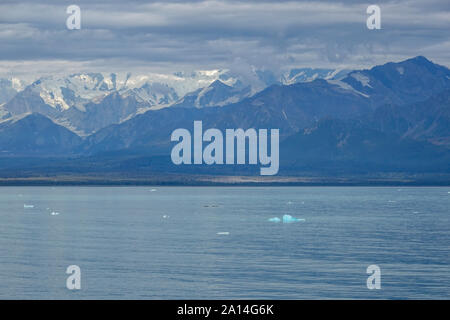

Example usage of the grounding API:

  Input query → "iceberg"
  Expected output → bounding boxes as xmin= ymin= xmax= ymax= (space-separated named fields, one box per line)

xmin=282 ymin=214 xmax=305 ymax=223
xmin=269 ymin=215 xmax=305 ymax=223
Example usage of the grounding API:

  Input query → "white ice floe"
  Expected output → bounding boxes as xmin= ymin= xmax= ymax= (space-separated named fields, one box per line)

xmin=23 ymin=204 xmax=34 ymax=208
xmin=268 ymin=215 xmax=305 ymax=223
xmin=51 ymin=212 xmax=60 ymax=216
xmin=217 ymin=232 xmax=230 ymax=235
xmin=162 ymin=215 xmax=169 ymax=219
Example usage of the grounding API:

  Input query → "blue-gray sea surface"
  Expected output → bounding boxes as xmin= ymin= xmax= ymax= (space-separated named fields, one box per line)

xmin=0 ymin=186 xmax=448 ymax=299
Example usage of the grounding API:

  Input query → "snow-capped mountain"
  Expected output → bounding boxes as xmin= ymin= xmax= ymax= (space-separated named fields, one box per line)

xmin=24 ymin=73 xmax=179 ymax=111
xmin=3 ymin=56 xmax=447 ymax=139
xmin=0 ymin=67 xmax=349 ymax=118
xmin=1 ymin=56 xmax=449 ymax=180
xmin=0 ymin=70 xmax=239 ymax=135
xmin=5 ymin=70 xmax=237 ymax=111
xmin=171 ymin=80 xmax=251 ymax=108
xmin=80 ymin=56 xmax=450 ymax=158
xmin=340 ymin=56 xmax=450 ymax=106
xmin=281 ymin=68 xmax=350 ymax=85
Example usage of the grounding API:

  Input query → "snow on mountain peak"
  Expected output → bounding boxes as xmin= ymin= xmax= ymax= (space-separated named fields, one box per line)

xmin=281 ymin=68 xmax=350 ymax=85
xmin=349 ymin=72 xmax=372 ymax=88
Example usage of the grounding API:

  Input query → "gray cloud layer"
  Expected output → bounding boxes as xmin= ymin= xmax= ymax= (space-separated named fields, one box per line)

xmin=0 ymin=0 xmax=449 ymax=78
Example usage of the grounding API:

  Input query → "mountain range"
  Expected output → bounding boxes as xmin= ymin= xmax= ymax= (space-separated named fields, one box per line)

xmin=0 ymin=56 xmax=449 ymax=184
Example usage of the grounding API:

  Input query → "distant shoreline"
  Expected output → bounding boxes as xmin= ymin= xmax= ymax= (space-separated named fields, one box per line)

xmin=0 ymin=174 xmax=449 ymax=187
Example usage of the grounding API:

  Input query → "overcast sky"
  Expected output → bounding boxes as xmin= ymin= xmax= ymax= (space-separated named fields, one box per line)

xmin=0 ymin=0 xmax=449 ymax=79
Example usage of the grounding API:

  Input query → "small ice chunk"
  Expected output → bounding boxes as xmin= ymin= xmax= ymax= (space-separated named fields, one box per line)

xmin=287 ymin=201 xmax=293 ymax=205
xmin=162 ymin=215 xmax=169 ymax=219
xmin=51 ymin=212 xmax=60 ymax=216
xmin=282 ymin=214 xmax=305 ymax=223
xmin=217 ymin=232 xmax=229 ymax=235
xmin=268 ymin=217 xmax=281 ymax=223
xmin=24 ymin=204 xmax=34 ymax=208
xmin=150 ymin=189 xmax=157 ymax=192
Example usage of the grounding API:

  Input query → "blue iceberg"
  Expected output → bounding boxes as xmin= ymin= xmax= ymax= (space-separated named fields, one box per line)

xmin=269 ymin=215 xmax=305 ymax=223
xmin=282 ymin=214 xmax=305 ymax=223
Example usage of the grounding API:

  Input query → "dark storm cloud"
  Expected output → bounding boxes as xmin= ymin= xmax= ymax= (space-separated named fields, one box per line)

xmin=0 ymin=0 xmax=448 ymax=77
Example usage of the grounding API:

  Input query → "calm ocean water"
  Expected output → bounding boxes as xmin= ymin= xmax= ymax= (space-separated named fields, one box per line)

xmin=0 ymin=186 xmax=448 ymax=299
